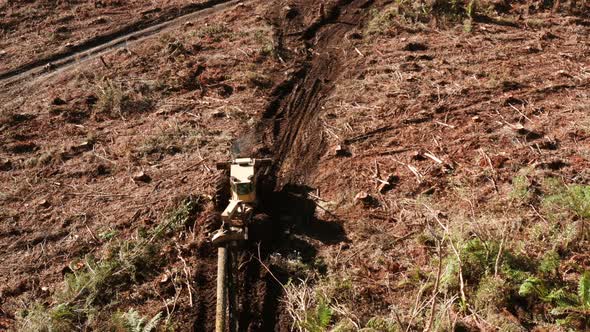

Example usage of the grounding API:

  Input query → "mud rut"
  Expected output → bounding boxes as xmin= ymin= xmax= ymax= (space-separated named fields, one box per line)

xmin=194 ymin=1 xmax=376 ymax=331
xmin=0 ymin=0 xmax=239 ymax=89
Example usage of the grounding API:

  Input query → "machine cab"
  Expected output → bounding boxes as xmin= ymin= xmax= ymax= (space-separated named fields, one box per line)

xmin=230 ymin=158 xmax=256 ymax=203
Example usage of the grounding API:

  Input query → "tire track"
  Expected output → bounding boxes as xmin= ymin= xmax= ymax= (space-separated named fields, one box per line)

xmin=233 ymin=1 xmax=378 ymax=330
xmin=0 ymin=0 xmax=240 ymax=89
xmin=259 ymin=0 xmax=375 ymax=185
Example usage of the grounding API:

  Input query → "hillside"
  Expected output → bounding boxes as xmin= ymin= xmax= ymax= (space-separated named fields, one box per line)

xmin=1 ymin=0 xmax=589 ymax=331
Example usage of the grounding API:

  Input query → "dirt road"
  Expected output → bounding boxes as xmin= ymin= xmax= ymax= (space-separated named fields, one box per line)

xmin=0 ymin=0 xmax=238 ymax=89
xmin=195 ymin=1 xmax=381 ymax=330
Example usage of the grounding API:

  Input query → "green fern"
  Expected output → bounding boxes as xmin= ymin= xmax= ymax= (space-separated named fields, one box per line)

xmin=143 ymin=312 xmax=163 ymax=332
xmin=539 ymin=251 xmax=560 ymax=276
xmin=519 ymin=277 xmax=548 ymax=299
xmin=519 ymin=277 xmax=577 ymax=306
xmin=545 ymin=288 xmax=577 ymax=307
xmin=365 ymin=317 xmax=398 ymax=331
xmin=122 ymin=309 xmax=162 ymax=332
xmin=579 ymin=271 xmax=590 ymax=308
xmin=316 ymin=301 xmax=332 ymax=329
xmin=123 ymin=309 xmax=143 ymax=332
xmin=301 ymin=298 xmax=333 ymax=332
xmin=520 ymin=272 xmax=590 ymax=329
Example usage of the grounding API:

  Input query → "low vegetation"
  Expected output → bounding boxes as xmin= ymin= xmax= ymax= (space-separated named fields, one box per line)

xmin=134 ymin=123 xmax=202 ymax=159
xmin=195 ymin=23 xmax=232 ymax=42
xmin=16 ymin=197 xmax=203 ymax=331
xmin=412 ymin=177 xmax=590 ymax=330
xmin=366 ymin=0 xmax=481 ymax=35
xmin=519 ymin=272 xmax=590 ymax=328
xmin=110 ymin=309 xmax=163 ymax=332
xmin=95 ymin=78 xmax=156 ymax=119
xmin=367 ymin=0 xmax=589 ymax=35
xmin=284 ymin=276 xmax=398 ymax=332
xmin=281 ymin=174 xmax=590 ymax=331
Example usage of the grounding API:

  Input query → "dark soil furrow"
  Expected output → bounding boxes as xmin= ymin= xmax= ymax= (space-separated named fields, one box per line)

xmin=260 ymin=0 xmax=378 ymax=184
xmin=0 ymin=0 xmax=238 ymax=87
xmin=225 ymin=1 xmax=379 ymax=330
xmin=193 ymin=244 xmax=217 ymax=331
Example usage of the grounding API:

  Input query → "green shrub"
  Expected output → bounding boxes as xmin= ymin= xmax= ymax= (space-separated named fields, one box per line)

xmin=538 ymin=250 xmax=560 ymax=277
xmin=253 ymin=30 xmax=274 ymax=57
xmin=302 ymin=298 xmax=333 ymax=332
xmin=439 ymin=236 xmax=534 ymax=315
xmin=366 ymin=0 xmax=484 ymax=35
xmin=511 ymin=175 xmax=531 ymax=202
xmin=18 ymin=197 xmax=202 ymax=330
xmin=135 ymin=125 xmax=201 ymax=158
xmin=519 ymin=272 xmax=590 ymax=328
xmin=364 ymin=316 xmax=398 ymax=332
xmin=95 ymin=79 xmax=155 ymax=118
xmin=17 ymin=303 xmax=78 ymax=332
xmin=196 ymin=23 xmax=231 ymax=41
xmin=542 ymin=180 xmax=590 ymax=245
xmin=366 ymin=6 xmax=402 ymax=35
xmin=579 ymin=272 xmax=590 ymax=308
xmin=53 ymin=238 xmax=161 ymax=325
xmin=441 ymin=238 xmax=505 ymax=287
xmin=96 ymin=79 xmax=124 ymax=115
xmin=543 ymin=181 xmax=590 ymax=219
xmin=474 ymin=275 xmax=510 ymax=310
xmin=284 ymin=277 xmax=356 ymax=332
xmin=440 ymin=238 xmax=497 ymax=293
xmin=331 ymin=320 xmax=357 ymax=332
xmin=110 ymin=309 xmax=162 ymax=332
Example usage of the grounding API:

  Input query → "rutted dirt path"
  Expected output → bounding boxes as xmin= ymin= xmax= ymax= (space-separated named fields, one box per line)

xmin=260 ymin=0 xmax=376 ymax=184
xmin=0 ymin=0 xmax=238 ymax=89
xmin=193 ymin=1 xmax=380 ymax=331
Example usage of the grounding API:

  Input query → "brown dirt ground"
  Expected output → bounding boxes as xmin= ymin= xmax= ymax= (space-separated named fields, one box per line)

xmin=0 ymin=0 xmax=220 ymax=73
xmin=0 ymin=1 xmax=282 ymax=330
xmin=1 ymin=0 xmax=590 ymax=331
xmin=311 ymin=2 xmax=590 ymax=328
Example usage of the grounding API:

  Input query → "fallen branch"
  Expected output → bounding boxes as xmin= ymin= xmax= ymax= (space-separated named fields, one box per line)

xmin=424 ymin=151 xmax=443 ymax=164
xmin=344 ymin=125 xmax=397 ymax=144
xmin=494 ymin=220 xmax=509 ymax=278
xmin=176 ymin=245 xmax=194 ymax=307
xmin=434 ymin=120 xmax=455 ymax=129
xmin=253 ymin=243 xmax=287 ymax=293
xmin=407 ymin=165 xmax=423 ymax=183
xmin=424 ymin=234 xmax=444 ymax=332
xmin=449 ymin=238 xmax=467 ymax=308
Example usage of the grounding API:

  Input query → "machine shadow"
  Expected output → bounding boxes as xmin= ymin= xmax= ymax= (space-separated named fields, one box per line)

xmin=251 ymin=183 xmax=349 ymax=249
xmin=237 ymin=183 xmax=349 ymax=331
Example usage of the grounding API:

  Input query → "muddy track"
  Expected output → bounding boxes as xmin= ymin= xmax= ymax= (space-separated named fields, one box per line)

xmin=0 ymin=0 xmax=239 ymax=89
xmin=219 ymin=1 xmax=377 ymax=331
xmin=193 ymin=2 xmax=376 ymax=328
xmin=193 ymin=244 xmax=218 ymax=331
xmin=259 ymin=0 xmax=376 ymax=185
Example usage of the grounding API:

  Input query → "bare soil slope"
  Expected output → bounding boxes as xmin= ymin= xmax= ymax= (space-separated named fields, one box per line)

xmin=1 ymin=0 xmax=590 ymax=331
xmin=0 ymin=0 xmax=226 ymax=74
xmin=306 ymin=2 xmax=590 ymax=330
xmin=1 ymin=2 xmax=283 ymax=330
